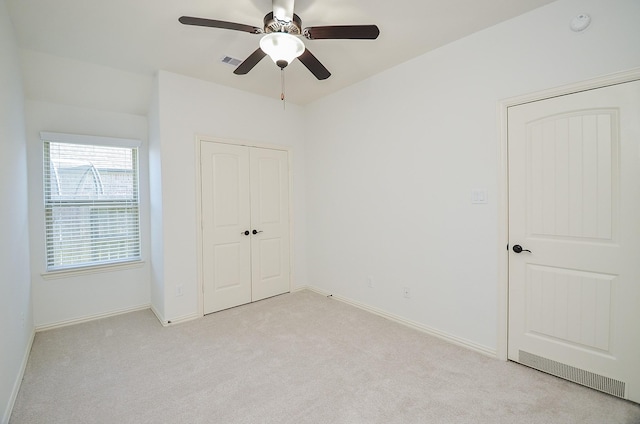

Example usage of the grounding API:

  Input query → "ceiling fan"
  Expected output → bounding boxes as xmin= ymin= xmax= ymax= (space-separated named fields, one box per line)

xmin=179 ymin=0 xmax=380 ymax=80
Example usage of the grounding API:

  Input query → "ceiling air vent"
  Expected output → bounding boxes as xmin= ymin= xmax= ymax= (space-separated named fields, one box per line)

xmin=220 ymin=56 xmax=242 ymax=67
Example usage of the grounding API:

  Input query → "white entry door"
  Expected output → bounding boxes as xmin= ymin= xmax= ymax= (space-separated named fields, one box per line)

xmin=201 ymin=142 xmax=290 ymax=314
xmin=508 ymin=80 xmax=640 ymax=403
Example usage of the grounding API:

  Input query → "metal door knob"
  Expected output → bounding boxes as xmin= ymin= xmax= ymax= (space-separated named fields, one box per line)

xmin=252 ymin=229 xmax=263 ymax=235
xmin=513 ymin=244 xmax=532 ymax=253
xmin=242 ymin=230 xmax=250 ymax=236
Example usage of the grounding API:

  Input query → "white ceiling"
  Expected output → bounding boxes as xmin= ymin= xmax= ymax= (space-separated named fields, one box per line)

xmin=6 ymin=0 xmax=557 ymax=105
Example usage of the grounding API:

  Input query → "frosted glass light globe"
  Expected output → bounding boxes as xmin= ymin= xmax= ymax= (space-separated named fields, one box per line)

xmin=260 ymin=33 xmax=305 ymax=68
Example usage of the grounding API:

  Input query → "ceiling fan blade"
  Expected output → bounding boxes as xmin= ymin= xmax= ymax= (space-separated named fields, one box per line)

xmin=298 ymin=49 xmax=331 ymax=80
xmin=234 ymin=48 xmax=268 ymax=75
xmin=179 ymin=16 xmax=262 ymax=34
xmin=303 ymin=25 xmax=380 ymax=40
xmin=273 ymin=0 xmax=295 ymax=22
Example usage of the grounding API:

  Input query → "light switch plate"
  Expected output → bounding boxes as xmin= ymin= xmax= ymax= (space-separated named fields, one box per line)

xmin=471 ymin=189 xmax=488 ymax=204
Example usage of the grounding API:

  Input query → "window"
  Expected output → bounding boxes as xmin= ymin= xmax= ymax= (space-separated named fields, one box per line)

xmin=42 ymin=133 xmax=141 ymax=271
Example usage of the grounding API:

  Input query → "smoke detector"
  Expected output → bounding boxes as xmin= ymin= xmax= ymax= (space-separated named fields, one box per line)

xmin=570 ymin=14 xmax=591 ymax=32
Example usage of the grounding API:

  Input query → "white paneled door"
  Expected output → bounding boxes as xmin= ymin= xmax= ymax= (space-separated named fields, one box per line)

xmin=508 ymin=80 xmax=640 ymax=403
xmin=249 ymin=148 xmax=291 ymax=302
xmin=201 ymin=142 xmax=290 ymax=314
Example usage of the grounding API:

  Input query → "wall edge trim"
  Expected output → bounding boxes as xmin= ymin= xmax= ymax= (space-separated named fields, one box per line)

xmin=151 ymin=305 xmax=199 ymax=327
xmin=35 ymin=304 xmax=150 ymax=332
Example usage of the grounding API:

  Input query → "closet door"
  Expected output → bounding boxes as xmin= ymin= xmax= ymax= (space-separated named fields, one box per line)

xmin=250 ymin=148 xmax=290 ymax=301
xmin=201 ymin=142 xmax=291 ymax=314
xmin=201 ymin=143 xmax=251 ymax=314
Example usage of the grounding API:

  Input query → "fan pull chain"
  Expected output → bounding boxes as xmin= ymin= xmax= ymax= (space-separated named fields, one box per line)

xmin=281 ymin=68 xmax=286 ymax=110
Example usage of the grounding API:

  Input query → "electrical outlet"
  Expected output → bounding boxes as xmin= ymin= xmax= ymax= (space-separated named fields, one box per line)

xmin=176 ymin=285 xmax=184 ymax=297
xmin=403 ymin=287 xmax=411 ymax=298
xmin=367 ymin=276 xmax=374 ymax=288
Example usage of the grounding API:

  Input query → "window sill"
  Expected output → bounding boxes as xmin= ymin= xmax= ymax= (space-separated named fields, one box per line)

xmin=41 ymin=260 xmax=145 ymax=280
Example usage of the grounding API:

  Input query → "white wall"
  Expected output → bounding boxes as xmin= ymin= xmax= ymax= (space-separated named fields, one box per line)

xmin=304 ymin=0 xmax=640 ymax=353
xmin=150 ymin=71 xmax=307 ymax=322
xmin=0 ymin=1 xmax=33 ymax=421
xmin=25 ymin=101 xmax=151 ymax=328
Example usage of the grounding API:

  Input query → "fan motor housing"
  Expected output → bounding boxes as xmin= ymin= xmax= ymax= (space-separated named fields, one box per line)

xmin=263 ymin=12 xmax=302 ymax=35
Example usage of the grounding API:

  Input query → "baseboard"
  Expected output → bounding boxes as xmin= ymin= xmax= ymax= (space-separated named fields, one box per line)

xmin=2 ymin=328 xmax=35 ymax=424
xmin=150 ymin=305 xmax=199 ymax=327
xmin=300 ymin=285 xmax=497 ymax=358
xmin=163 ymin=313 xmax=200 ymax=326
xmin=35 ymin=304 xmax=151 ymax=332
xmin=150 ymin=304 xmax=166 ymax=326
xmin=290 ymin=285 xmax=309 ymax=294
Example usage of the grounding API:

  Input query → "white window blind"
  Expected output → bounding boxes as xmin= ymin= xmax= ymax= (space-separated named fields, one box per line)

xmin=43 ymin=136 xmax=141 ymax=271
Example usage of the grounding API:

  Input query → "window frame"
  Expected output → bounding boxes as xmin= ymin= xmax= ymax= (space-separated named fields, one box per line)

xmin=41 ymin=132 xmax=143 ymax=275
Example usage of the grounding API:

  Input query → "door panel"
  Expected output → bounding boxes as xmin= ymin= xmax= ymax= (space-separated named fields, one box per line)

xmin=508 ymin=80 xmax=640 ymax=402
xmin=201 ymin=143 xmax=251 ymax=314
xmin=528 ymin=112 xmax=616 ymax=240
xmin=213 ymin=243 xmax=244 ymax=290
xmin=525 ymin=265 xmax=614 ymax=352
xmin=250 ymin=148 xmax=290 ymax=301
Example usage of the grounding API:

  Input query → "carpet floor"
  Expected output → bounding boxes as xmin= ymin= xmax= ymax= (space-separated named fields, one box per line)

xmin=10 ymin=290 xmax=640 ymax=423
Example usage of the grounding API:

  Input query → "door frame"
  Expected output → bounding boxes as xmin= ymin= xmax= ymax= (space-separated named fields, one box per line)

xmin=496 ymin=67 xmax=640 ymax=361
xmin=194 ymin=135 xmax=294 ymax=318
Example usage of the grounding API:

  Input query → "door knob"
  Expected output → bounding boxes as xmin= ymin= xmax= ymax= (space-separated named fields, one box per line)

xmin=242 ymin=230 xmax=250 ymax=236
xmin=252 ymin=229 xmax=263 ymax=235
xmin=512 ymin=244 xmax=532 ymax=253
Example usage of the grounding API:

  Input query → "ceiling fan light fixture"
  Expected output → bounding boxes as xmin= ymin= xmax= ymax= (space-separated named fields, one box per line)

xmin=259 ymin=33 xmax=305 ymax=68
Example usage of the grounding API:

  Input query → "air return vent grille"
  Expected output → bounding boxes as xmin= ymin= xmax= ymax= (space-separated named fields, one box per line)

xmin=220 ymin=56 xmax=242 ymax=67
xmin=519 ymin=351 xmax=625 ymax=399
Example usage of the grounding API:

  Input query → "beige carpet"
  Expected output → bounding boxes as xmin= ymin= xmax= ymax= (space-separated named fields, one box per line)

xmin=10 ymin=290 xmax=640 ymax=423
